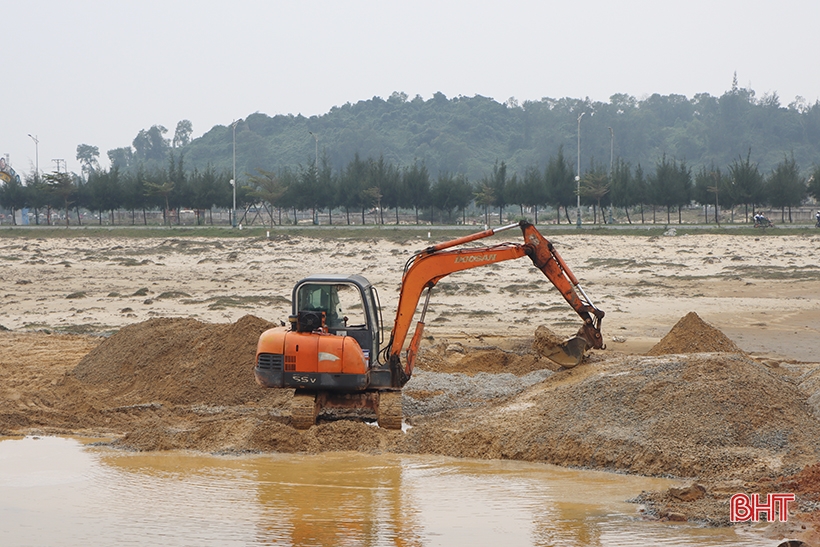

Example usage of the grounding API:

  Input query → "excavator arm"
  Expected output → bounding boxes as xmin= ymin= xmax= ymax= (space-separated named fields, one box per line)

xmin=383 ymin=220 xmax=604 ymax=386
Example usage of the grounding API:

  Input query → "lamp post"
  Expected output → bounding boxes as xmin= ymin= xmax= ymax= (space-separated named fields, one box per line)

xmin=708 ymin=171 xmax=720 ymax=227
xmin=308 ymin=131 xmax=319 ymax=225
xmin=576 ymin=112 xmax=585 ymax=228
xmin=27 ymin=134 xmax=39 ymax=181
xmin=308 ymin=131 xmax=318 ymax=170
xmin=231 ymin=120 xmax=238 ymax=228
xmin=608 ymin=127 xmax=614 ymax=224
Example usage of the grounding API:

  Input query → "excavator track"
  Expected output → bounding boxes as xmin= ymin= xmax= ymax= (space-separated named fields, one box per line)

xmin=291 ymin=391 xmax=318 ymax=429
xmin=377 ymin=391 xmax=403 ymax=430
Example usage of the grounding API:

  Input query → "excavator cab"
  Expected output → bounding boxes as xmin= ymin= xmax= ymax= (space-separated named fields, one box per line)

xmin=291 ymin=274 xmax=383 ymax=364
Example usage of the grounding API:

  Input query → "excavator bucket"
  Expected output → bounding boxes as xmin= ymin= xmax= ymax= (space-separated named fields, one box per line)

xmin=541 ymin=335 xmax=589 ymax=368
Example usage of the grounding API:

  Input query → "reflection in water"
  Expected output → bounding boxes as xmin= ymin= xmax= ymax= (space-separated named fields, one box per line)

xmin=253 ymin=453 xmax=422 ymax=546
xmin=0 ymin=437 xmax=772 ymax=547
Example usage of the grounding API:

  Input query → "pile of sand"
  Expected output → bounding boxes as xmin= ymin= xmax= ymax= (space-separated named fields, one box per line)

xmin=416 ymin=335 xmax=561 ymax=376
xmin=70 ymin=315 xmax=279 ymax=407
xmin=403 ymin=350 xmax=820 ymax=478
xmin=117 ymin=417 xmax=395 ymax=454
xmin=647 ymin=311 xmax=744 ymax=355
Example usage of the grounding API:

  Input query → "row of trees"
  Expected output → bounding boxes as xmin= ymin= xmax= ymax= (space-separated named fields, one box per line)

xmin=2 ymin=144 xmax=819 ymax=227
xmin=462 ymin=149 xmax=819 ymax=226
xmin=0 ymin=154 xmax=232 ymax=226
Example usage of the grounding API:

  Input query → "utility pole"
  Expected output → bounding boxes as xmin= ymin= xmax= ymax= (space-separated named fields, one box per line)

xmin=576 ymin=112 xmax=585 ymax=228
xmin=309 ymin=131 xmax=318 ymax=170
xmin=231 ymin=120 xmax=238 ymax=228
xmin=52 ymin=159 xmax=65 ymax=173
xmin=309 ymin=131 xmax=319 ymax=225
xmin=28 ymin=134 xmax=39 ymax=181
xmin=609 ymin=127 xmax=614 ymax=224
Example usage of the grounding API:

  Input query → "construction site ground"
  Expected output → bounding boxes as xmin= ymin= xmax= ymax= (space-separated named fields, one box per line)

xmin=1 ymin=230 xmax=820 ymax=544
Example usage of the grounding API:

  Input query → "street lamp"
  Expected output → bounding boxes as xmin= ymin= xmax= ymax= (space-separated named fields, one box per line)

xmin=308 ymin=131 xmax=318 ymax=170
xmin=576 ymin=112 xmax=585 ymax=228
xmin=608 ymin=127 xmax=614 ymax=224
xmin=27 ymin=134 xmax=39 ymax=180
xmin=708 ymin=171 xmax=720 ymax=226
xmin=308 ymin=131 xmax=319 ymax=225
xmin=231 ymin=120 xmax=238 ymax=228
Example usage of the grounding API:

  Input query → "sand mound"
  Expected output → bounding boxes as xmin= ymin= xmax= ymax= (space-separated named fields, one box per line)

xmin=647 ymin=312 xmax=743 ymax=355
xmin=71 ymin=315 xmax=280 ymax=407
xmin=404 ymin=352 xmax=820 ymax=480
xmin=114 ymin=416 xmax=395 ymax=454
xmin=416 ymin=337 xmax=560 ymax=376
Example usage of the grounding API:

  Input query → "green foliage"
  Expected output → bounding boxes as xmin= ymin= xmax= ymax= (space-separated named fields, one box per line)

xmin=143 ymin=179 xmax=174 ymax=224
xmin=765 ymin=154 xmax=806 ymax=218
xmin=580 ymin=160 xmax=610 ymax=223
xmin=489 ymin=161 xmax=509 ymax=220
xmin=808 ymin=165 xmax=820 ymax=202
xmin=648 ymin=154 xmax=691 ymax=223
xmin=0 ymin=169 xmax=27 ymax=222
xmin=401 ymin=160 xmax=431 ymax=224
xmin=246 ymin=169 xmax=287 ymax=228
xmin=86 ymin=167 xmax=121 ymax=223
xmin=133 ymin=125 xmax=170 ymax=163
xmin=544 ymin=145 xmax=576 ymax=223
xmin=107 ymin=147 xmax=134 ymax=170
xmin=473 ymin=181 xmax=494 ymax=226
xmin=173 ymin=120 xmax=193 ymax=148
xmin=728 ymin=150 xmax=765 ymax=218
xmin=518 ymin=166 xmax=547 ymax=223
xmin=43 ymin=171 xmax=76 ymax=227
xmin=609 ymin=158 xmax=633 ymax=208
xmin=141 ymin=87 xmax=820 ymax=186
xmin=76 ymin=144 xmax=100 ymax=175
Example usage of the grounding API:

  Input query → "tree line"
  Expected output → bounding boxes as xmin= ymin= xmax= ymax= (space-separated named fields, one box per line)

xmin=2 ymin=143 xmax=819 ymax=227
xmin=156 ymin=78 xmax=820 ymax=186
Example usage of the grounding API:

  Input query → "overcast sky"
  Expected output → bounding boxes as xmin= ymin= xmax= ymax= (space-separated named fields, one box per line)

xmin=5 ymin=0 xmax=819 ymax=175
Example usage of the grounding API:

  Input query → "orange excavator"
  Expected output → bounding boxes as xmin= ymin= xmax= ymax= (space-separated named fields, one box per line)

xmin=254 ymin=220 xmax=604 ymax=429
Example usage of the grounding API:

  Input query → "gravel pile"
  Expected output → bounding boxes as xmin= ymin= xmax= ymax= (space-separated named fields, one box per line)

xmin=403 ymin=369 xmax=553 ymax=417
xmin=403 ymin=351 xmax=820 ymax=480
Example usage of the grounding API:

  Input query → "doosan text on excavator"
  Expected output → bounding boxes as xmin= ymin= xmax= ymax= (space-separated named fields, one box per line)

xmin=254 ymin=220 xmax=605 ymax=429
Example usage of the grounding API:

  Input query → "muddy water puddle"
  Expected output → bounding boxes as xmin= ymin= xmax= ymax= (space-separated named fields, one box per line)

xmin=0 ymin=436 xmax=772 ymax=546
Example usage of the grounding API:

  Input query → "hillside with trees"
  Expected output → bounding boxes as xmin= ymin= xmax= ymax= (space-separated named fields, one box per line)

xmin=177 ymin=79 xmax=820 ymax=183
xmin=3 ymin=78 xmax=820 ymax=227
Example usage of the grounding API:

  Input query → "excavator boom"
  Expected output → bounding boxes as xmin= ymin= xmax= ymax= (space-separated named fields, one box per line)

xmin=385 ymin=221 xmax=604 ymax=384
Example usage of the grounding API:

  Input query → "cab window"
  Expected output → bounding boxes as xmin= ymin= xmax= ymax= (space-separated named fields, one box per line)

xmin=296 ymin=283 xmax=367 ymax=329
